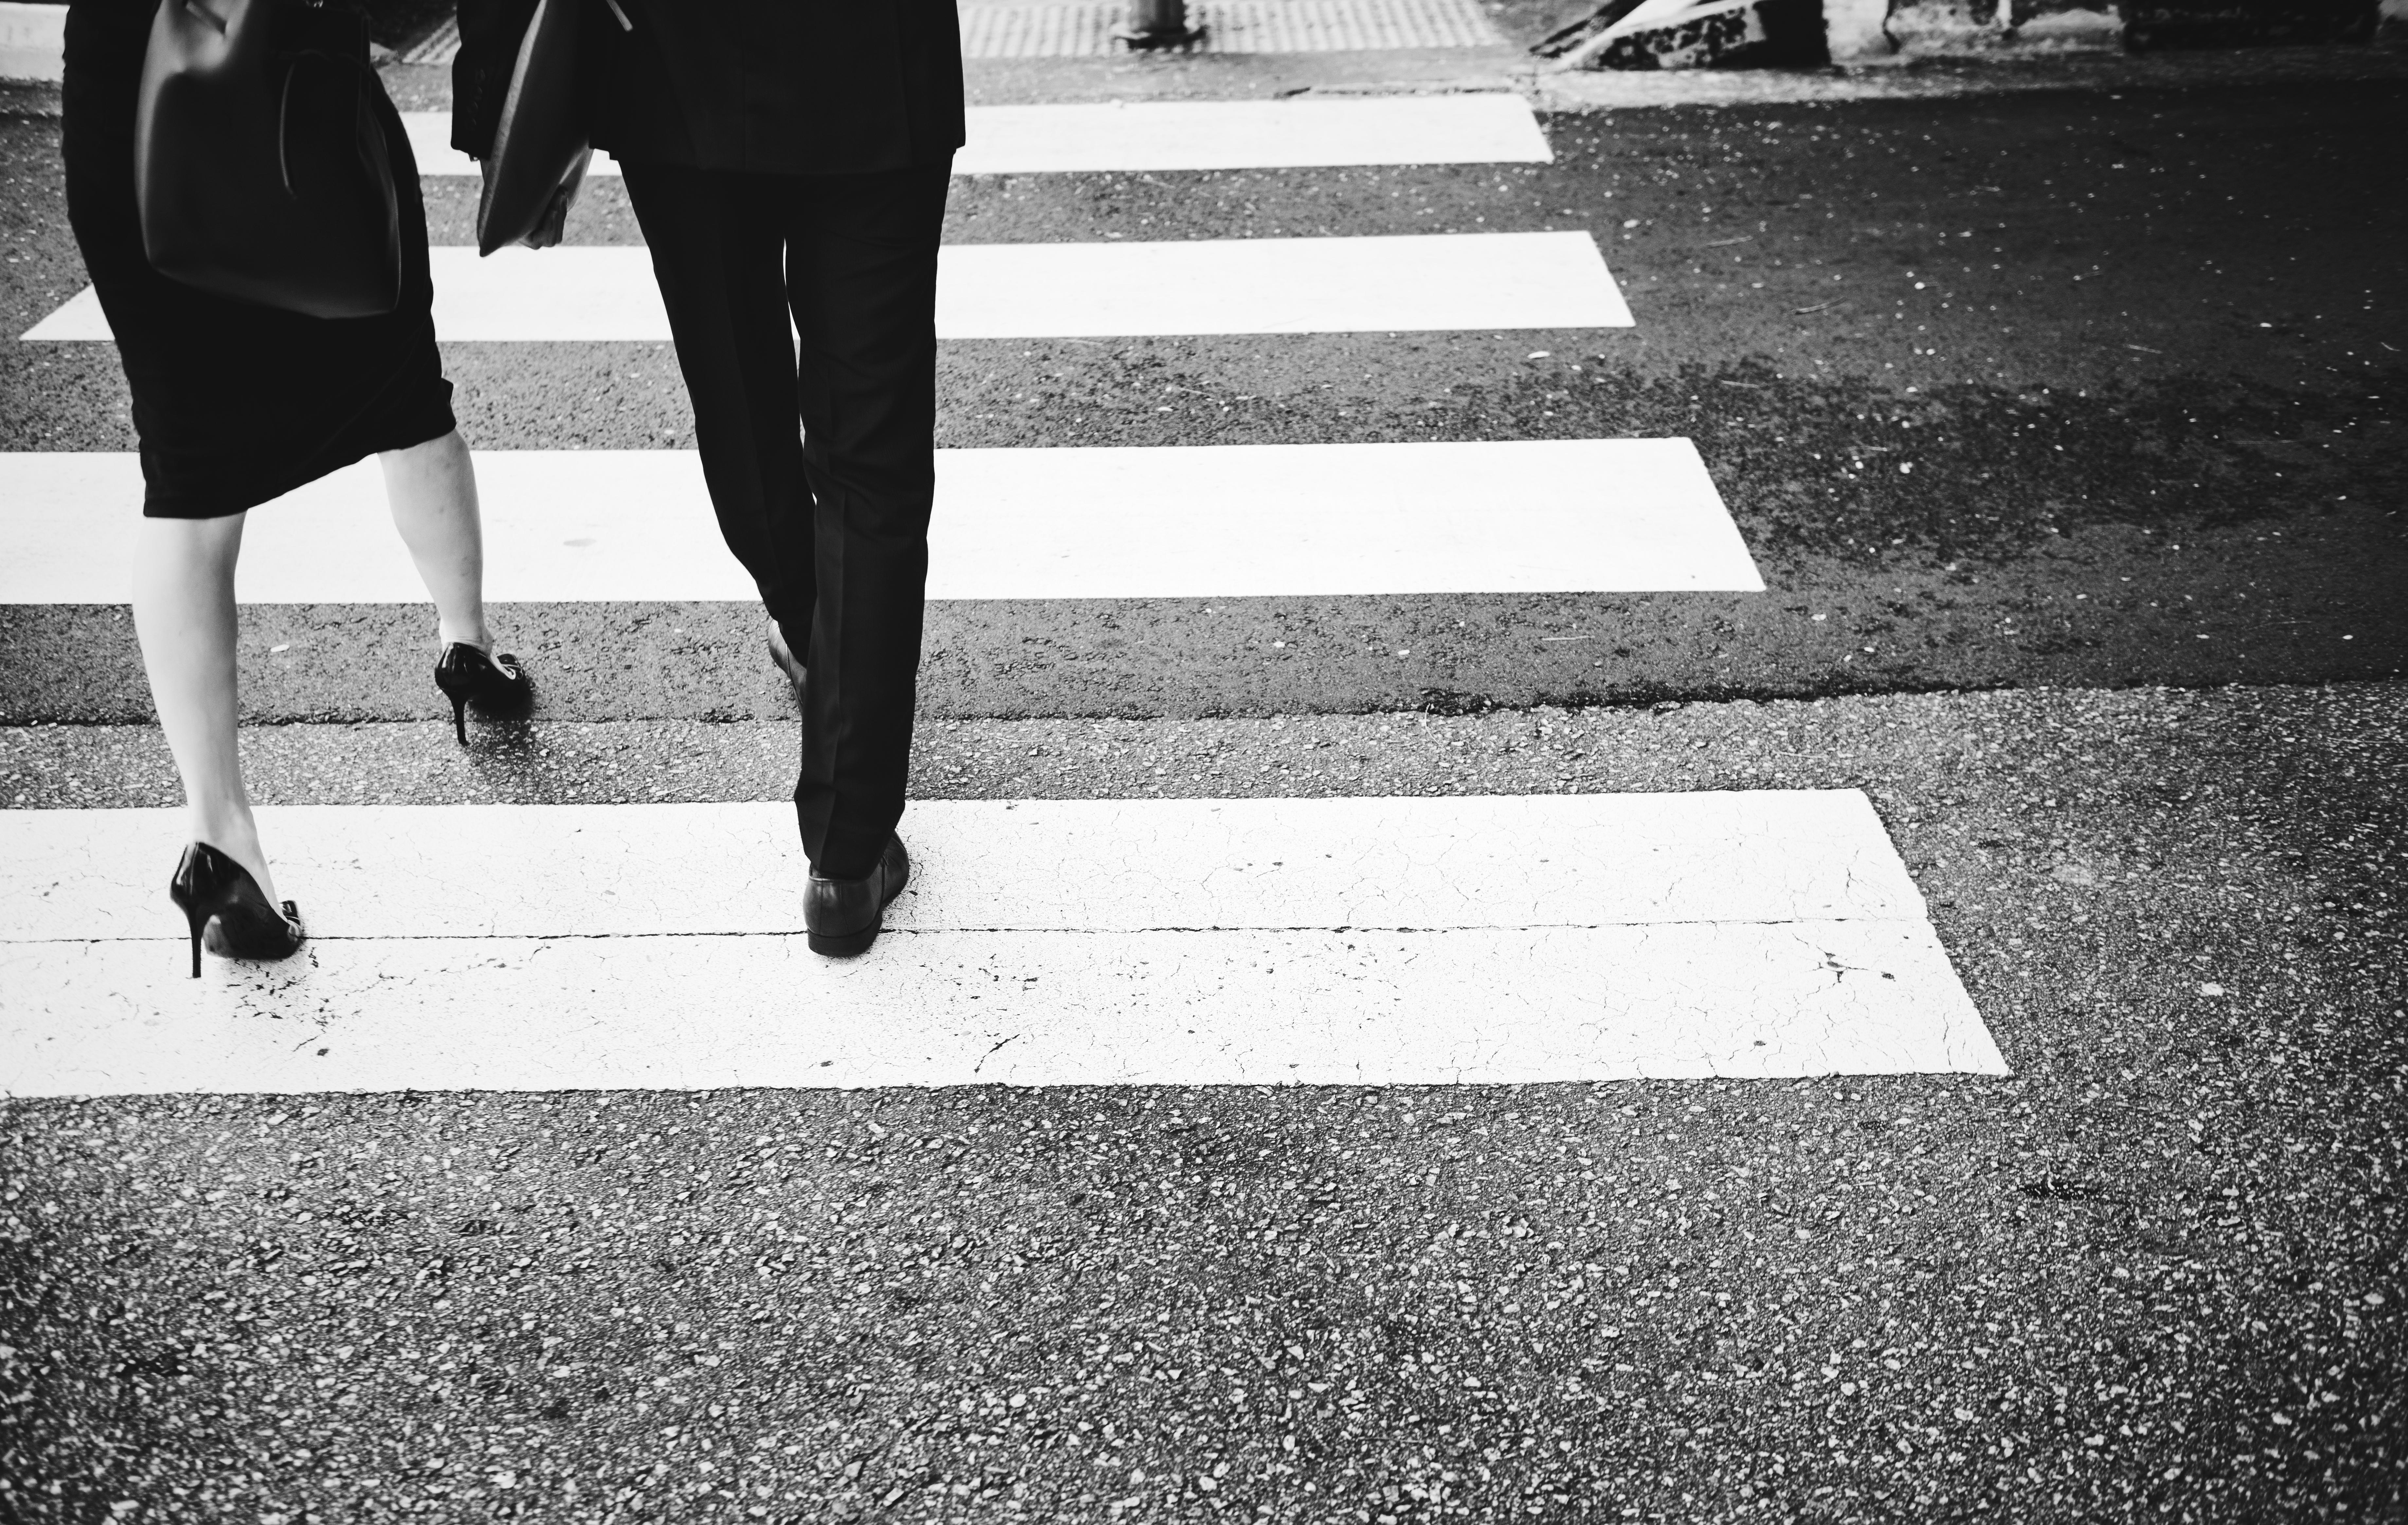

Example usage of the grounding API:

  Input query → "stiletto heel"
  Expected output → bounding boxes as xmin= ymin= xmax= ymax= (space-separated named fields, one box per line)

xmin=433 ymin=643 xmax=533 ymax=745
xmin=168 ymin=842 xmax=304 ymax=977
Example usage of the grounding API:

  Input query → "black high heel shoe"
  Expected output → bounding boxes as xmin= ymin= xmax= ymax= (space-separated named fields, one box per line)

xmin=168 ymin=842 xmax=304 ymax=979
xmin=433 ymin=642 xmax=533 ymax=745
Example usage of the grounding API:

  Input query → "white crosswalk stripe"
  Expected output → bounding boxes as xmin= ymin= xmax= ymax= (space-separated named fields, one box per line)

xmin=23 ymin=234 xmax=1634 ymax=342
xmin=0 ymin=794 xmax=2004 ymax=1096
xmin=0 ymin=441 xmax=1761 ymax=601
xmin=399 ymin=96 xmax=1553 ymax=177
xmin=0 ymin=83 xmax=1995 ymax=1092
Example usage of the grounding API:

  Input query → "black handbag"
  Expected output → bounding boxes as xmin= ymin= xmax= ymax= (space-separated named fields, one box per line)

xmin=135 ymin=0 xmax=402 ymax=319
xmin=475 ymin=0 xmax=595 ymax=255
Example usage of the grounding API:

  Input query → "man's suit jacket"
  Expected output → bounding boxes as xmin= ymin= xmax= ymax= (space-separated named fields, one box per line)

xmin=452 ymin=0 xmax=965 ymax=176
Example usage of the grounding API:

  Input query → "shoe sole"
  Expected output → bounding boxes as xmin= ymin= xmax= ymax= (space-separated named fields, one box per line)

xmin=806 ymin=924 xmax=880 ymax=958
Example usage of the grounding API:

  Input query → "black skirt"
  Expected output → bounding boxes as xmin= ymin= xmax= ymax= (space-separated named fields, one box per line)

xmin=62 ymin=0 xmax=456 ymax=520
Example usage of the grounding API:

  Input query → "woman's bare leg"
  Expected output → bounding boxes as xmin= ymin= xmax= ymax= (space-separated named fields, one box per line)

xmin=131 ymin=512 xmax=277 ymax=905
xmin=380 ymin=429 xmax=493 ymax=650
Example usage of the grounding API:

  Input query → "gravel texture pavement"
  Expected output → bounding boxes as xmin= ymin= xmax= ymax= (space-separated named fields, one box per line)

xmin=3 ymin=40 xmax=2404 ymax=1525
xmin=7 ymin=676 xmax=2405 ymax=1523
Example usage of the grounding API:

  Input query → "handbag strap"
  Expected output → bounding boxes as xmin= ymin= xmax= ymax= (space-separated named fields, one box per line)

xmin=273 ymin=44 xmax=378 ymax=200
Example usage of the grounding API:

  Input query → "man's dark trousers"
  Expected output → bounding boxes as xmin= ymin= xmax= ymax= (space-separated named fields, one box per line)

xmin=621 ymin=159 xmax=950 ymax=880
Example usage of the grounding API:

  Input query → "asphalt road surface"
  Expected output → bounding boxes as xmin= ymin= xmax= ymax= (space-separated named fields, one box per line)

xmin=1 ymin=30 xmax=2404 ymax=1525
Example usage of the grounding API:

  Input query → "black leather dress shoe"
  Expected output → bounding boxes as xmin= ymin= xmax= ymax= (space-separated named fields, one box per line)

xmin=805 ymin=833 xmax=910 ymax=957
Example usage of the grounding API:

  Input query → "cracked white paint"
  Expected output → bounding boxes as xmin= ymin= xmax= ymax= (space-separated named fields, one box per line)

xmin=0 ymin=794 xmax=2003 ymax=1095
xmin=26 ymin=232 xmax=1635 ymax=343
xmin=0 ymin=924 xmax=2000 ymax=1096
xmin=0 ymin=440 xmax=1759 ymax=601
xmin=399 ymin=96 xmax=1552 ymax=178
xmin=2 ymin=794 xmax=1921 ymax=939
